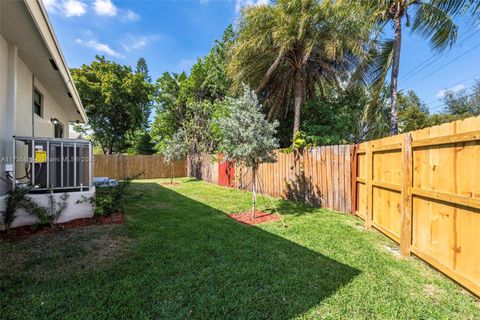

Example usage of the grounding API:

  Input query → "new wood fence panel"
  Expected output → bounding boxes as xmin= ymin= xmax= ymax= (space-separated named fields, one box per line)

xmin=94 ymin=155 xmax=186 ymax=180
xmin=355 ymin=116 xmax=480 ymax=297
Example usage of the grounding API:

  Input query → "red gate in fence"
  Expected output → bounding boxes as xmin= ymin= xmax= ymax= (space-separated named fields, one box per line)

xmin=218 ymin=155 xmax=235 ymax=187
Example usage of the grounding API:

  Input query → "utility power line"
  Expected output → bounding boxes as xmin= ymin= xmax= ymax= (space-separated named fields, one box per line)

xmin=402 ymin=41 xmax=480 ymax=90
xmin=400 ymin=24 xmax=479 ymax=82
xmin=421 ymin=71 xmax=480 ymax=105
xmin=429 ymin=91 xmax=479 ymax=113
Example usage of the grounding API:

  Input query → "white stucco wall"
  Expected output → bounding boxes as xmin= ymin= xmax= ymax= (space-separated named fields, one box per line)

xmin=15 ymin=57 xmax=71 ymax=138
xmin=0 ymin=188 xmax=95 ymax=229
xmin=0 ymin=34 xmax=9 ymax=195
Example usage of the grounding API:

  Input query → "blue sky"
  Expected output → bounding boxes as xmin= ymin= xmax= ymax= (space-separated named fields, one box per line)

xmin=44 ymin=0 xmax=480 ymax=113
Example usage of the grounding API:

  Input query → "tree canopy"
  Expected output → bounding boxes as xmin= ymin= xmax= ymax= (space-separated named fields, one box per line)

xmin=71 ymin=56 xmax=154 ymax=154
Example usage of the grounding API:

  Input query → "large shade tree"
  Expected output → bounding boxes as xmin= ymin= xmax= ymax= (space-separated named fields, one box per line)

xmin=72 ymin=56 xmax=154 ymax=154
xmin=218 ymin=87 xmax=279 ymax=218
xmin=361 ymin=0 xmax=458 ymax=134
xmin=228 ymin=0 xmax=373 ymax=139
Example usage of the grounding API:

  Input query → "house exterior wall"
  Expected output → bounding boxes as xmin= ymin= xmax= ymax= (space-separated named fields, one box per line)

xmin=0 ymin=188 xmax=95 ymax=229
xmin=1 ymin=41 xmax=72 ymax=194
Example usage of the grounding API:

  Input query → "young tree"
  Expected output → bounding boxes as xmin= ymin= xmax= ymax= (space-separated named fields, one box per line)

xmin=71 ymin=56 xmax=154 ymax=154
xmin=218 ymin=87 xmax=279 ymax=218
xmin=162 ymin=130 xmax=187 ymax=184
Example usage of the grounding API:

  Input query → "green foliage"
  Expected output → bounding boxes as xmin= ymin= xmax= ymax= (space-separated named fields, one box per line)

xmin=398 ymin=91 xmax=434 ymax=133
xmin=127 ymin=130 xmax=156 ymax=155
xmin=1 ymin=187 xmax=31 ymax=232
xmin=358 ymin=0 xmax=459 ymax=133
xmin=71 ymin=56 xmax=155 ymax=154
xmin=151 ymin=27 xmax=234 ymax=154
xmin=218 ymin=86 xmax=279 ymax=168
xmin=229 ymin=0 xmax=374 ymax=138
xmin=162 ymin=130 xmax=187 ymax=165
xmin=80 ymin=177 xmax=135 ymax=217
xmin=301 ymin=85 xmax=370 ymax=145
xmin=442 ymin=80 xmax=480 ymax=116
xmin=26 ymin=192 xmax=69 ymax=227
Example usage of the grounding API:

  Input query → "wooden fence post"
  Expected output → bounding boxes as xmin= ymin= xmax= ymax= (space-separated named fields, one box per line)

xmin=400 ymin=133 xmax=413 ymax=256
xmin=351 ymin=144 xmax=358 ymax=214
xmin=365 ymin=141 xmax=373 ymax=229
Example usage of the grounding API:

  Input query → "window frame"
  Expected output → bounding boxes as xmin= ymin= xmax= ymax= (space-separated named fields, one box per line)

xmin=33 ymin=88 xmax=43 ymax=118
xmin=54 ymin=120 xmax=64 ymax=138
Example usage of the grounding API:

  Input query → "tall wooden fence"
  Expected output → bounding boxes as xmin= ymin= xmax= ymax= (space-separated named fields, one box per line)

xmin=355 ymin=116 xmax=480 ymax=297
xmin=191 ymin=146 xmax=354 ymax=213
xmin=94 ymin=155 xmax=186 ymax=180
xmin=191 ymin=116 xmax=480 ymax=297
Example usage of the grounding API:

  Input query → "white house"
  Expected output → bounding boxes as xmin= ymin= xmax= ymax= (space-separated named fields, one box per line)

xmin=0 ymin=0 xmax=94 ymax=227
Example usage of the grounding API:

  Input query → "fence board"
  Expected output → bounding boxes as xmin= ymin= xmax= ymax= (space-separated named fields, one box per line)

xmin=357 ymin=115 xmax=480 ymax=297
xmin=94 ymin=155 xmax=186 ymax=180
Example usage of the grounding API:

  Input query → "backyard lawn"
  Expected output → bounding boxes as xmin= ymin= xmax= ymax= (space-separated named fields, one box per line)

xmin=1 ymin=178 xmax=479 ymax=319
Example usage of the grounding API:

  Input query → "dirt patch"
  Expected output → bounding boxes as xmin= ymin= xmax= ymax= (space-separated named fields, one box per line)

xmin=0 ymin=224 xmax=133 ymax=280
xmin=0 ymin=213 xmax=124 ymax=241
xmin=423 ymin=284 xmax=443 ymax=303
xmin=229 ymin=211 xmax=280 ymax=225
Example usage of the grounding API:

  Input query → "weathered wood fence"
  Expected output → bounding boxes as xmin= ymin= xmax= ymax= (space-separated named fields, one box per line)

xmin=94 ymin=155 xmax=186 ymax=180
xmin=191 ymin=116 xmax=480 ymax=297
xmin=190 ymin=146 xmax=354 ymax=213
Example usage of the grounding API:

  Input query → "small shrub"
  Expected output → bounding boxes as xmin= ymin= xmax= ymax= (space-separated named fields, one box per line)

xmin=1 ymin=187 xmax=31 ymax=232
xmin=79 ymin=176 xmax=135 ymax=217
xmin=24 ymin=191 xmax=69 ymax=227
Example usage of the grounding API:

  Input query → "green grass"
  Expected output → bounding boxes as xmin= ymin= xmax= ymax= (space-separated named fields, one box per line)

xmin=1 ymin=178 xmax=479 ymax=319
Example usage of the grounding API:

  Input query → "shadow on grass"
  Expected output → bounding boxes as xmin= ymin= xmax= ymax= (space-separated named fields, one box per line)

xmin=1 ymin=182 xmax=360 ymax=319
xmin=127 ymin=182 xmax=360 ymax=319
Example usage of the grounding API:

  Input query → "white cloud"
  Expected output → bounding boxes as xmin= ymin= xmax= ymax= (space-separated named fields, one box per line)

xmin=122 ymin=9 xmax=140 ymax=22
xmin=436 ymin=84 xmax=465 ymax=98
xmin=43 ymin=0 xmax=87 ymax=17
xmin=121 ymin=35 xmax=160 ymax=52
xmin=76 ymin=38 xmax=124 ymax=58
xmin=235 ymin=0 xmax=269 ymax=13
xmin=93 ymin=0 xmax=117 ymax=16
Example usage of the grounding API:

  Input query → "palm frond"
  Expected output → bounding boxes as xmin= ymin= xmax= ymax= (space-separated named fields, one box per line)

xmin=412 ymin=2 xmax=458 ymax=51
xmin=431 ymin=0 xmax=480 ymax=20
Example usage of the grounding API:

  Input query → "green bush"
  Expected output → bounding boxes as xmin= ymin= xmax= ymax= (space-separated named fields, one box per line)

xmin=25 ymin=192 xmax=69 ymax=227
xmin=80 ymin=177 xmax=135 ymax=217
xmin=1 ymin=187 xmax=31 ymax=232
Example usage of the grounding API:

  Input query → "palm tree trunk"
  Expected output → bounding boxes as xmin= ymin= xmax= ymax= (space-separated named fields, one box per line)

xmin=293 ymin=69 xmax=303 ymax=136
xmin=390 ymin=15 xmax=402 ymax=135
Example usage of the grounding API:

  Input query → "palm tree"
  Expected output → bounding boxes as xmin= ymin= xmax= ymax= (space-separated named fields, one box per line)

xmin=228 ymin=0 xmax=373 ymax=139
xmin=433 ymin=0 xmax=480 ymax=20
xmin=361 ymin=0 xmax=458 ymax=135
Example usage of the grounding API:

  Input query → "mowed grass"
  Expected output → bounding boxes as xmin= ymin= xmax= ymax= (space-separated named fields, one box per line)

xmin=1 ymin=178 xmax=479 ymax=319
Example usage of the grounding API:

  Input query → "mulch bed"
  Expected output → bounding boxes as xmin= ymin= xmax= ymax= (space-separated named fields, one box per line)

xmin=228 ymin=211 xmax=280 ymax=225
xmin=0 ymin=213 xmax=124 ymax=241
xmin=160 ymin=182 xmax=180 ymax=187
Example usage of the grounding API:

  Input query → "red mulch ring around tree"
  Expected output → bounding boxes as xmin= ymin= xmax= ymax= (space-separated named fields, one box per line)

xmin=160 ymin=182 xmax=180 ymax=187
xmin=228 ymin=211 xmax=280 ymax=225
xmin=0 ymin=213 xmax=124 ymax=241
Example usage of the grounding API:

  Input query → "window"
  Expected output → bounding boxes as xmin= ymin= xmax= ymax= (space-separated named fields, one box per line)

xmin=33 ymin=89 xmax=43 ymax=117
xmin=54 ymin=121 xmax=64 ymax=138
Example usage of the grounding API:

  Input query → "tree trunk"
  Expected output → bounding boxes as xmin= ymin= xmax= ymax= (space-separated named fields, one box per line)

xmin=171 ymin=163 xmax=174 ymax=185
xmin=293 ymin=69 xmax=303 ymax=137
xmin=252 ymin=166 xmax=257 ymax=219
xmin=390 ymin=14 xmax=402 ymax=135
